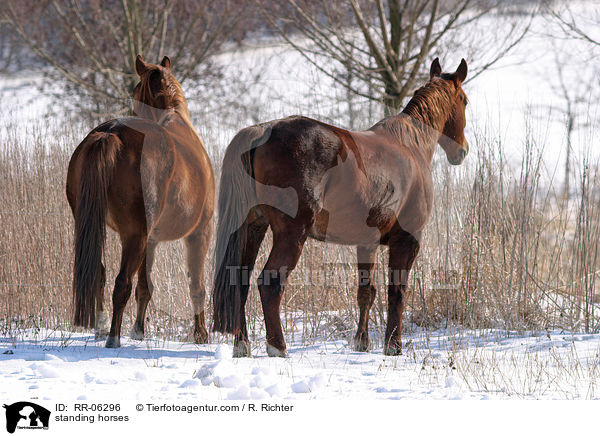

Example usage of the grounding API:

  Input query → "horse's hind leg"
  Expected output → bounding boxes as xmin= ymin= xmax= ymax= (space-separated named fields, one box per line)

xmin=94 ymin=263 xmax=110 ymax=339
xmin=131 ymin=241 xmax=157 ymax=340
xmin=353 ymin=245 xmax=377 ymax=352
xmin=259 ymin=221 xmax=308 ymax=358
xmin=233 ymin=213 xmax=268 ymax=357
xmin=105 ymin=235 xmax=147 ymax=348
xmin=385 ymin=230 xmax=420 ymax=356
xmin=185 ymin=225 xmax=212 ymax=344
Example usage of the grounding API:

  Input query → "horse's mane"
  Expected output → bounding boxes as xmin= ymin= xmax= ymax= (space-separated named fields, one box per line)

xmin=401 ymin=76 xmax=457 ymax=126
xmin=137 ymin=69 xmax=191 ymax=122
xmin=373 ymin=78 xmax=456 ymax=132
xmin=157 ymin=75 xmax=187 ymax=112
xmin=369 ymin=77 xmax=458 ymax=159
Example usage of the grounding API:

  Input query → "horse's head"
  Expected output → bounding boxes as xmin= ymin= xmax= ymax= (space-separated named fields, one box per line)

xmin=429 ymin=58 xmax=469 ymax=165
xmin=132 ymin=54 xmax=186 ymax=122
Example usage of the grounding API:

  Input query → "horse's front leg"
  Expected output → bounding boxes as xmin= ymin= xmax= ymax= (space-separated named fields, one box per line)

xmin=184 ymin=228 xmax=211 ymax=345
xmin=385 ymin=232 xmax=420 ymax=356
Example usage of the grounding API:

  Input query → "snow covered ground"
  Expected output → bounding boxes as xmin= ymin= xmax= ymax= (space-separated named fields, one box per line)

xmin=1 ymin=327 xmax=599 ymax=401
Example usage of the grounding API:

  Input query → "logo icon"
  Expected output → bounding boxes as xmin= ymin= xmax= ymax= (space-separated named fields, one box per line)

xmin=3 ymin=402 xmax=50 ymax=433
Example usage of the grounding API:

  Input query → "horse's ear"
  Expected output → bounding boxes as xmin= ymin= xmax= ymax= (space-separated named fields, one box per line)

xmin=135 ymin=54 xmax=148 ymax=76
xmin=455 ymin=58 xmax=468 ymax=83
xmin=160 ymin=56 xmax=171 ymax=70
xmin=430 ymin=57 xmax=442 ymax=79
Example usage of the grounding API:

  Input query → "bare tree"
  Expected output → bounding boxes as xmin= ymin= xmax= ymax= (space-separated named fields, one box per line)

xmin=547 ymin=1 xmax=600 ymax=48
xmin=0 ymin=20 xmax=11 ymax=72
xmin=263 ymin=0 xmax=535 ymax=116
xmin=550 ymin=44 xmax=597 ymax=199
xmin=1 ymin=0 xmax=250 ymax=115
xmin=543 ymin=2 xmax=600 ymax=198
xmin=0 ymin=16 xmax=22 ymax=72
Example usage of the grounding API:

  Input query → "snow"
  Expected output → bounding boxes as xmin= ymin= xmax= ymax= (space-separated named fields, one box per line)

xmin=214 ymin=343 xmax=233 ymax=360
xmin=1 ymin=328 xmax=599 ymax=401
xmin=30 ymin=362 xmax=60 ymax=378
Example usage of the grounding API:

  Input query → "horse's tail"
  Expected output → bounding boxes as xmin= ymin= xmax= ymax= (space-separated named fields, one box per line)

xmin=212 ymin=125 xmax=272 ymax=334
xmin=71 ymin=132 xmax=122 ymax=329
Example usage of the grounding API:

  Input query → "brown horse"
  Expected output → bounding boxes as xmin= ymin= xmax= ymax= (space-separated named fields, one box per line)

xmin=212 ymin=58 xmax=469 ymax=357
xmin=66 ymin=55 xmax=215 ymax=348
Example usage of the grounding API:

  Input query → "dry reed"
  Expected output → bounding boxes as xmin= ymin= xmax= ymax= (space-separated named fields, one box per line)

xmin=1 ymin=110 xmax=599 ymax=349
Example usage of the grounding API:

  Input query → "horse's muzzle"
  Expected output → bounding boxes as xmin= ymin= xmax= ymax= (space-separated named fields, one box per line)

xmin=449 ymin=148 xmax=467 ymax=165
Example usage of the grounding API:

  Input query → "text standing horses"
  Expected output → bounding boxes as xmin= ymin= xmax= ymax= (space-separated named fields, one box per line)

xmin=213 ymin=58 xmax=469 ymax=357
xmin=66 ymin=55 xmax=215 ymax=347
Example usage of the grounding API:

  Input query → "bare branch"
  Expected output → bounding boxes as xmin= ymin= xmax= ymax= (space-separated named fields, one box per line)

xmin=265 ymin=0 xmax=533 ymax=114
xmin=1 ymin=0 xmax=251 ymax=114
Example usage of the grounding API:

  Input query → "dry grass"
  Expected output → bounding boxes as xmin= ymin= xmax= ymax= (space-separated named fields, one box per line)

xmin=1 ymin=111 xmax=600 ymax=349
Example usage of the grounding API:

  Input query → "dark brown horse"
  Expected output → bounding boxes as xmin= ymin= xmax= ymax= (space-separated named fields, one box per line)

xmin=213 ymin=58 xmax=469 ymax=357
xmin=66 ymin=55 xmax=215 ymax=348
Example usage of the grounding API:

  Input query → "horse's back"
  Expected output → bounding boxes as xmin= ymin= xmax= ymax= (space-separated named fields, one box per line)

xmin=251 ymin=116 xmax=342 ymax=181
xmin=151 ymin=113 xmax=215 ymax=240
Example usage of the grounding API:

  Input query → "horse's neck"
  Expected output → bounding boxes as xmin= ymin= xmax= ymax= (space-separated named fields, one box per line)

xmin=397 ymin=95 xmax=453 ymax=164
xmin=374 ymin=112 xmax=446 ymax=166
xmin=405 ymin=114 xmax=445 ymax=164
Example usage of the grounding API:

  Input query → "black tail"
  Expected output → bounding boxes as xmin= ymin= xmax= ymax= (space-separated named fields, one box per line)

xmin=212 ymin=125 xmax=272 ymax=334
xmin=71 ymin=132 xmax=121 ymax=328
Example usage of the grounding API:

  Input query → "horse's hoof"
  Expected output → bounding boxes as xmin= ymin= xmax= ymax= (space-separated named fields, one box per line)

xmin=130 ymin=326 xmax=144 ymax=341
xmin=95 ymin=330 xmax=109 ymax=340
xmin=193 ymin=328 xmax=209 ymax=344
xmin=352 ymin=332 xmax=370 ymax=352
xmin=266 ymin=343 xmax=288 ymax=358
xmin=233 ymin=341 xmax=251 ymax=358
xmin=383 ymin=342 xmax=402 ymax=356
xmin=353 ymin=341 xmax=369 ymax=352
xmin=105 ymin=336 xmax=121 ymax=348
xmin=95 ymin=311 xmax=110 ymax=340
